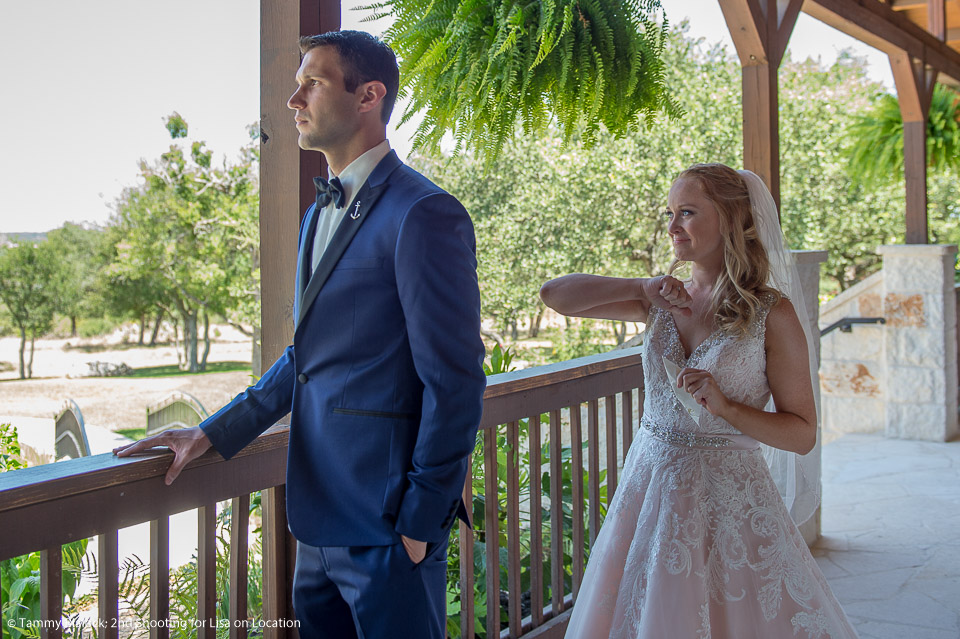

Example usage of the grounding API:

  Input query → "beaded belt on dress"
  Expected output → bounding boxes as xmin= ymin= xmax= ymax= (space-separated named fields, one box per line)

xmin=640 ymin=416 xmax=761 ymax=451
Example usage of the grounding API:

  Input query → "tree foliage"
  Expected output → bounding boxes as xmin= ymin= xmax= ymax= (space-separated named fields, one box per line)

xmin=415 ymin=26 xmax=960 ymax=350
xmin=366 ymin=0 xmax=680 ymax=159
xmin=44 ymin=223 xmax=110 ymax=336
xmin=0 ymin=242 xmax=63 ymax=378
xmin=411 ymin=23 xmax=741 ymax=339
xmin=108 ymin=115 xmax=260 ymax=372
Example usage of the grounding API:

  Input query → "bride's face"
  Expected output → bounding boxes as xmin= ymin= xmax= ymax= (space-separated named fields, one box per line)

xmin=666 ymin=178 xmax=723 ymax=264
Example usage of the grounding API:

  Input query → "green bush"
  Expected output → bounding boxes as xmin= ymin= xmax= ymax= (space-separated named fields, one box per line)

xmin=77 ymin=318 xmax=119 ymax=338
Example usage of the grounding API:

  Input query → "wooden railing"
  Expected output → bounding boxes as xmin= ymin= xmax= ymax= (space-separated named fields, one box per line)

xmin=0 ymin=348 xmax=644 ymax=639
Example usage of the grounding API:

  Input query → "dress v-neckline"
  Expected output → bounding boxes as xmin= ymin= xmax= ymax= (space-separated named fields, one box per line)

xmin=666 ymin=310 xmax=721 ymax=363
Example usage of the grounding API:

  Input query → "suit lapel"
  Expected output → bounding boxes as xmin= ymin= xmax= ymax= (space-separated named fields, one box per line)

xmin=296 ymin=181 xmax=387 ymax=327
xmin=297 ymin=150 xmax=402 ymax=327
xmin=294 ymin=203 xmax=321 ymax=321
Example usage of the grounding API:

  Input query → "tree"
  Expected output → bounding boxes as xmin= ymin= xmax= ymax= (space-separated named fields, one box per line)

xmin=44 ymin=223 xmax=109 ymax=336
xmin=0 ymin=242 xmax=63 ymax=378
xmin=109 ymin=114 xmax=260 ymax=372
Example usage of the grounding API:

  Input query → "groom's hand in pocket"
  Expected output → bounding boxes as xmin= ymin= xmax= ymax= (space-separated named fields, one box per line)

xmin=401 ymin=535 xmax=427 ymax=564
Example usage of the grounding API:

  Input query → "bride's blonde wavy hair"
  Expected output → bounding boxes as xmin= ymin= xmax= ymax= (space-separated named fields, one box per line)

xmin=668 ymin=163 xmax=781 ymax=337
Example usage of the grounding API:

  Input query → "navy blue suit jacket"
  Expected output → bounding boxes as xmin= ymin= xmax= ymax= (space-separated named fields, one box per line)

xmin=200 ymin=151 xmax=486 ymax=546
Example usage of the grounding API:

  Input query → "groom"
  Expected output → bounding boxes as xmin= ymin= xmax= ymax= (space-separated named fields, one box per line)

xmin=115 ymin=30 xmax=486 ymax=638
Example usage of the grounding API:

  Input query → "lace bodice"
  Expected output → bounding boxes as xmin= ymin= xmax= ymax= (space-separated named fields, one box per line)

xmin=562 ymin=293 xmax=859 ymax=639
xmin=642 ymin=301 xmax=772 ymax=436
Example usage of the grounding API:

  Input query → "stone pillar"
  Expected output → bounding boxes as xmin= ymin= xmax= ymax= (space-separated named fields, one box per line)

xmin=793 ymin=250 xmax=828 ymax=545
xmin=879 ymin=244 xmax=959 ymax=441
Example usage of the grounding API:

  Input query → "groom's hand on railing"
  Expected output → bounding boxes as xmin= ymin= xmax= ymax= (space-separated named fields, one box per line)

xmin=112 ymin=427 xmax=213 ymax=486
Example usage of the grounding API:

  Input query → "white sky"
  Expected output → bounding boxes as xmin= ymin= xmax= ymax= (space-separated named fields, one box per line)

xmin=0 ymin=0 xmax=894 ymax=233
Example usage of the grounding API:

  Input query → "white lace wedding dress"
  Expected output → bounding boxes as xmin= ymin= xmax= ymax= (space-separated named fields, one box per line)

xmin=564 ymin=302 xmax=859 ymax=639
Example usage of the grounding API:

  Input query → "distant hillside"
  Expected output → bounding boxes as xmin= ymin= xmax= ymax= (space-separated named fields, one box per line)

xmin=0 ymin=232 xmax=48 ymax=244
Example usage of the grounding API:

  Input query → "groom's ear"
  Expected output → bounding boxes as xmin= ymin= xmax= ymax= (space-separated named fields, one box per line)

xmin=357 ymin=81 xmax=387 ymax=117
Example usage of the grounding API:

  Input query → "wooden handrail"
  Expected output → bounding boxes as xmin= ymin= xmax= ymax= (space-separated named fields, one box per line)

xmin=0 ymin=347 xmax=643 ymax=525
xmin=0 ymin=348 xmax=646 ymax=639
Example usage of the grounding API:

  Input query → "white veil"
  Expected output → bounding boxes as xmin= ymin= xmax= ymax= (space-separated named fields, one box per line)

xmin=738 ymin=169 xmax=821 ymax=525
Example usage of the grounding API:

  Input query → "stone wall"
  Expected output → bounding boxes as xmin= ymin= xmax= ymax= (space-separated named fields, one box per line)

xmin=819 ymin=245 xmax=959 ymax=443
xmin=819 ymin=272 xmax=886 ymax=441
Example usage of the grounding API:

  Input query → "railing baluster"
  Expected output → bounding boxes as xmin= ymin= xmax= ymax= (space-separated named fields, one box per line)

xmin=230 ymin=495 xmax=250 ymax=639
xmin=40 ymin=546 xmax=62 ymax=639
xmin=622 ymin=390 xmax=634 ymax=463
xmin=483 ymin=425 xmax=500 ymax=637
xmin=548 ymin=409 xmax=564 ymax=614
xmin=150 ymin=518 xmax=170 ymax=639
xmin=261 ymin=486 xmax=288 ymax=639
xmin=506 ymin=421 xmax=521 ymax=638
xmin=99 ymin=530 xmax=119 ymax=639
xmin=605 ymin=395 xmax=618 ymax=501
xmin=459 ymin=469 xmax=475 ymax=639
xmin=528 ymin=414 xmax=544 ymax=627
xmin=588 ymin=400 xmax=600 ymax=548
xmin=198 ymin=504 xmax=217 ymax=639
xmin=569 ymin=404 xmax=585 ymax=596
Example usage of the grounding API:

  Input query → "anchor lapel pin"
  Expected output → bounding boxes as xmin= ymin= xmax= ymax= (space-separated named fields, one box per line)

xmin=351 ymin=201 xmax=362 ymax=220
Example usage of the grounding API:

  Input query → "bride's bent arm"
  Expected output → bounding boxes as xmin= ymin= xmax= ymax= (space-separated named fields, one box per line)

xmin=540 ymin=274 xmax=692 ymax=323
xmin=689 ymin=298 xmax=817 ymax=454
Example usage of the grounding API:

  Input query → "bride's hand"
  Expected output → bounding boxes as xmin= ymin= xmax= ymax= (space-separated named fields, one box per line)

xmin=644 ymin=276 xmax=693 ymax=316
xmin=677 ymin=367 xmax=730 ymax=416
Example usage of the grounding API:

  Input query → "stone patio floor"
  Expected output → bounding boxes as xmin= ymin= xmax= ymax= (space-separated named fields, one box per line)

xmin=814 ymin=433 xmax=960 ymax=639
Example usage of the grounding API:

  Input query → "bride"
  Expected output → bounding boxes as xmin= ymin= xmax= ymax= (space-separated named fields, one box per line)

xmin=540 ymin=164 xmax=859 ymax=638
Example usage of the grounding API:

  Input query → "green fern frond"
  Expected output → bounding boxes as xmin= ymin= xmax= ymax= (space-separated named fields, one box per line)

xmin=365 ymin=0 xmax=679 ymax=164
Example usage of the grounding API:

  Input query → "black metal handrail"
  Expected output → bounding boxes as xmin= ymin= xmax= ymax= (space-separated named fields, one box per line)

xmin=820 ymin=317 xmax=886 ymax=337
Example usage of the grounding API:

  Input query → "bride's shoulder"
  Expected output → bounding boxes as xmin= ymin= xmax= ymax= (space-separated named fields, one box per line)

xmin=763 ymin=296 xmax=805 ymax=344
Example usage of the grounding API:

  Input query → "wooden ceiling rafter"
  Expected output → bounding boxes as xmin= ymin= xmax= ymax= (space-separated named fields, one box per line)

xmin=803 ymin=0 xmax=960 ymax=87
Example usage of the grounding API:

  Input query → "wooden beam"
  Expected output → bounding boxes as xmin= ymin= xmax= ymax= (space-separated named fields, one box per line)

xmin=889 ymin=0 xmax=927 ymax=9
xmin=890 ymin=47 xmax=937 ymax=244
xmin=719 ymin=0 xmax=802 ymax=210
xmin=928 ymin=0 xmax=946 ymax=40
xmin=742 ymin=63 xmax=782 ymax=210
xmin=890 ymin=50 xmax=938 ymax=121
xmin=719 ymin=0 xmax=769 ymax=64
xmin=802 ymin=0 xmax=960 ymax=84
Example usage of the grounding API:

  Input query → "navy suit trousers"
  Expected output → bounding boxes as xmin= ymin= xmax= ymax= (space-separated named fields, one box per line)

xmin=292 ymin=535 xmax=450 ymax=639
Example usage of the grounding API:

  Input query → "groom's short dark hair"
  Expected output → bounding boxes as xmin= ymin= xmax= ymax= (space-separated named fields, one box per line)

xmin=299 ymin=30 xmax=400 ymax=125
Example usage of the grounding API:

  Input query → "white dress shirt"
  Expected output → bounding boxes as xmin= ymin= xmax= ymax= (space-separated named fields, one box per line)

xmin=311 ymin=139 xmax=392 ymax=274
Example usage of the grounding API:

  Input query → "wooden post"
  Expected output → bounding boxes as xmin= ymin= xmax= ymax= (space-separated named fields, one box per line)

xmin=259 ymin=0 xmax=339 ymax=374
xmin=719 ymin=0 xmax=804 ymax=212
xmin=259 ymin=2 xmax=340 ymax=638
xmin=889 ymin=50 xmax=938 ymax=244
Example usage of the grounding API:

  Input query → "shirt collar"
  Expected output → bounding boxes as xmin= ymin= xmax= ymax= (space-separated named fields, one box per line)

xmin=328 ymin=140 xmax=391 ymax=210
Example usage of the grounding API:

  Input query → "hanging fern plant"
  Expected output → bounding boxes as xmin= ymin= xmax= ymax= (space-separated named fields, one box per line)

xmin=846 ymin=83 xmax=960 ymax=186
xmin=361 ymin=0 xmax=681 ymax=158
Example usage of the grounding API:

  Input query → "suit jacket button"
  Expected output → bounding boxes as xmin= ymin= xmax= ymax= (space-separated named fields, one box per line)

xmin=297 ymin=373 xmax=308 ymax=384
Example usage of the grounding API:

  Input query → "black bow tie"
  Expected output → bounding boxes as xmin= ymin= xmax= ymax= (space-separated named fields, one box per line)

xmin=313 ymin=175 xmax=346 ymax=209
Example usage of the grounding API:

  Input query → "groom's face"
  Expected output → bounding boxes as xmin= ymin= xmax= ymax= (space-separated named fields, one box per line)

xmin=288 ymin=46 xmax=362 ymax=153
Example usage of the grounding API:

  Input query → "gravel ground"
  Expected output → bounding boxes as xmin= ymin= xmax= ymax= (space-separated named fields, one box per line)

xmin=0 ymin=325 xmax=253 ymax=432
